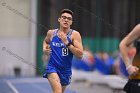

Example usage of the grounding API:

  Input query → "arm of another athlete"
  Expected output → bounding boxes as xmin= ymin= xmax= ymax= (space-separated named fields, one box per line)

xmin=119 ymin=24 xmax=140 ymax=75
xmin=68 ymin=30 xmax=83 ymax=59
xmin=43 ymin=30 xmax=53 ymax=55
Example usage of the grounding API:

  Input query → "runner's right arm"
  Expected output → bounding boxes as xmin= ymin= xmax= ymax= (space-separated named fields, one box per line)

xmin=43 ymin=30 xmax=53 ymax=55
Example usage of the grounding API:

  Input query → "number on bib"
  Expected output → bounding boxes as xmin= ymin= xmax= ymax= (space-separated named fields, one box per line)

xmin=62 ymin=48 xmax=68 ymax=56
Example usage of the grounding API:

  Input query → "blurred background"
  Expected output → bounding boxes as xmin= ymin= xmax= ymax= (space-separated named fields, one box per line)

xmin=0 ymin=0 xmax=140 ymax=93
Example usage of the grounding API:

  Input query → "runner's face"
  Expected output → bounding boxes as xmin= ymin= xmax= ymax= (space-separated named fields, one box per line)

xmin=58 ymin=13 xmax=72 ymax=28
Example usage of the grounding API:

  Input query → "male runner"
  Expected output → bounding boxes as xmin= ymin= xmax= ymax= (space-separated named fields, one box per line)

xmin=43 ymin=9 xmax=83 ymax=93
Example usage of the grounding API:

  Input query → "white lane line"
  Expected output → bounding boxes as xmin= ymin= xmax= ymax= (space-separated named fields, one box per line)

xmin=9 ymin=77 xmax=48 ymax=83
xmin=6 ymin=80 xmax=20 ymax=93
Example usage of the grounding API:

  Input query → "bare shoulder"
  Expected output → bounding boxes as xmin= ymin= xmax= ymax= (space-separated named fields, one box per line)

xmin=47 ymin=29 xmax=55 ymax=36
xmin=45 ymin=29 xmax=56 ymax=42
xmin=123 ymin=24 xmax=140 ymax=43
xmin=71 ymin=30 xmax=82 ymax=43
xmin=136 ymin=23 xmax=140 ymax=27
xmin=72 ymin=30 xmax=81 ymax=37
xmin=129 ymin=24 xmax=140 ymax=36
xmin=133 ymin=24 xmax=140 ymax=32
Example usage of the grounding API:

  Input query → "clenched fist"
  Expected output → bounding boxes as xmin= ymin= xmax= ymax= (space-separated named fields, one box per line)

xmin=43 ymin=45 xmax=52 ymax=55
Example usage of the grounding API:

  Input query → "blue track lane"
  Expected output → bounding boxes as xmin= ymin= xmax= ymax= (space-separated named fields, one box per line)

xmin=0 ymin=77 xmax=76 ymax=93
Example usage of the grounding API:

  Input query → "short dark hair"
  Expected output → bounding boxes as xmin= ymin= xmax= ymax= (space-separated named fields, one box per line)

xmin=59 ymin=9 xmax=73 ymax=17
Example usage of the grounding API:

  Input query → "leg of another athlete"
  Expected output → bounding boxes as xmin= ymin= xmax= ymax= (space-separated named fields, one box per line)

xmin=48 ymin=73 xmax=62 ymax=93
xmin=62 ymin=86 xmax=66 ymax=93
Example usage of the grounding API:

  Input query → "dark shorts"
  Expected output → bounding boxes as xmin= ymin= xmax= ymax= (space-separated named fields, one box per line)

xmin=43 ymin=66 xmax=72 ymax=86
xmin=123 ymin=79 xmax=140 ymax=93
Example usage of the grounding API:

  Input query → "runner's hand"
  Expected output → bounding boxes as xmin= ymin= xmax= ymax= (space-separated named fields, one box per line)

xmin=43 ymin=45 xmax=52 ymax=55
xmin=127 ymin=65 xmax=139 ymax=76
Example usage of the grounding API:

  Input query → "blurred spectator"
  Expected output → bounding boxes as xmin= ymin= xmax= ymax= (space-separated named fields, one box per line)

xmin=114 ymin=44 xmax=136 ymax=78
xmin=72 ymin=47 xmax=95 ymax=71
xmin=94 ymin=51 xmax=114 ymax=75
xmin=114 ymin=57 xmax=129 ymax=77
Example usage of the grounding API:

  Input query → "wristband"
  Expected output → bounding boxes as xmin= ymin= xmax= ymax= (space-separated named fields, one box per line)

xmin=126 ymin=65 xmax=132 ymax=70
xmin=66 ymin=42 xmax=71 ymax=47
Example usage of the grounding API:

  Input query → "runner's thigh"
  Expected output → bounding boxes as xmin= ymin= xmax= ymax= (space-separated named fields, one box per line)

xmin=48 ymin=73 xmax=62 ymax=92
